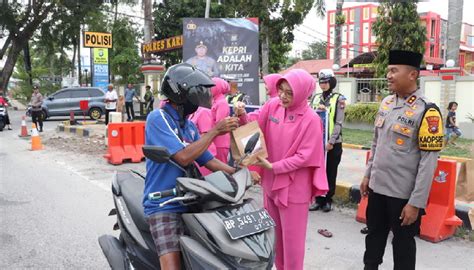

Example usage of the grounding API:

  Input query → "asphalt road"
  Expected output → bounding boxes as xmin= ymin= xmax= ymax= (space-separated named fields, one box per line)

xmin=1 ymin=109 xmax=473 ymax=269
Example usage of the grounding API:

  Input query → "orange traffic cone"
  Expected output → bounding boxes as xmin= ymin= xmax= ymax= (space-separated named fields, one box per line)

xmin=19 ymin=116 xmax=29 ymax=137
xmin=31 ymin=123 xmax=43 ymax=151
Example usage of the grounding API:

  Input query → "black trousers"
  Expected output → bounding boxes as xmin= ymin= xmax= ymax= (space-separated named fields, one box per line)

xmin=105 ymin=109 xmax=115 ymax=125
xmin=316 ymin=142 xmax=342 ymax=204
xmin=125 ymin=102 xmax=135 ymax=120
xmin=31 ymin=110 xmax=43 ymax=130
xmin=364 ymin=191 xmax=422 ymax=270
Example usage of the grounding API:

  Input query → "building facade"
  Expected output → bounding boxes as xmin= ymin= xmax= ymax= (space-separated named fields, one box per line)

xmin=327 ymin=4 xmax=474 ymax=73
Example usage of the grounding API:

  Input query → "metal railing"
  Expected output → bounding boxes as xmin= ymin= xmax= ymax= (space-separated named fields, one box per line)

xmin=355 ymin=78 xmax=388 ymax=103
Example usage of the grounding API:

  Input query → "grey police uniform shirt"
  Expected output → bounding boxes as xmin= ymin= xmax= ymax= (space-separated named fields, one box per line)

xmin=364 ymin=89 xmax=439 ymax=209
xmin=31 ymin=92 xmax=44 ymax=111
xmin=313 ymin=93 xmax=345 ymax=144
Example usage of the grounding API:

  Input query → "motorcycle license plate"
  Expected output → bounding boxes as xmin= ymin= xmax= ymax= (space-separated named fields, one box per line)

xmin=222 ymin=209 xmax=275 ymax=240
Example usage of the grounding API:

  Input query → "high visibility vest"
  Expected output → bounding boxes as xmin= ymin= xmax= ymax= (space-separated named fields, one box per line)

xmin=311 ymin=93 xmax=340 ymax=136
xmin=227 ymin=92 xmax=245 ymax=105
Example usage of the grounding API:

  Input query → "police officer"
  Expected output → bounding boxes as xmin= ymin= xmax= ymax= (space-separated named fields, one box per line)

xmin=30 ymin=85 xmax=44 ymax=132
xmin=226 ymin=81 xmax=249 ymax=105
xmin=361 ymin=50 xmax=444 ymax=270
xmin=309 ymin=69 xmax=345 ymax=212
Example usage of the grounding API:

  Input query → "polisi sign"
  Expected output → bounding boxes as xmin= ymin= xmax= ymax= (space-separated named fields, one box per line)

xmin=83 ymin=31 xmax=112 ymax=48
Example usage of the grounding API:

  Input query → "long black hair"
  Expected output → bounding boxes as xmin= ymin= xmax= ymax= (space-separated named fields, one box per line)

xmin=447 ymin=101 xmax=458 ymax=110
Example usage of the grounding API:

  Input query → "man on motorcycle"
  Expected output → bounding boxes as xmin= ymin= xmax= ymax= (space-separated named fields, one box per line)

xmin=143 ymin=63 xmax=246 ymax=270
xmin=0 ymin=92 xmax=12 ymax=130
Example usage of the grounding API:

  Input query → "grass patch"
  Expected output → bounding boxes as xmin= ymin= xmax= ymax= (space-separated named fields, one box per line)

xmin=454 ymin=227 xmax=474 ymax=242
xmin=333 ymin=196 xmax=358 ymax=210
xmin=342 ymin=128 xmax=373 ymax=148
xmin=441 ymin=138 xmax=473 ymax=158
xmin=343 ymin=128 xmax=473 ymax=158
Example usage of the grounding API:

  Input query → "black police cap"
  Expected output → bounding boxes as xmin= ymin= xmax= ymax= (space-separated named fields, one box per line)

xmin=388 ymin=50 xmax=423 ymax=68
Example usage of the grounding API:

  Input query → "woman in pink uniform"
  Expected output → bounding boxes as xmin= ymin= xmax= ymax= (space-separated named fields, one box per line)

xmin=189 ymin=107 xmax=217 ymax=176
xmin=236 ymin=69 xmax=328 ymax=270
xmin=210 ymin=77 xmax=231 ymax=163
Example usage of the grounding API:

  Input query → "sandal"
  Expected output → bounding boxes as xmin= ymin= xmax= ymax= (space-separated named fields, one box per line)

xmin=360 ymin=227 xmax=369 ymax=234
xmin=318 ymin=229 xmax=333 ymax=238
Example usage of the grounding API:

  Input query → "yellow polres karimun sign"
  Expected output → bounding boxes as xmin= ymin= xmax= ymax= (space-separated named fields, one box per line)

xmin=83 ymin=32 xmax=112 ymax=48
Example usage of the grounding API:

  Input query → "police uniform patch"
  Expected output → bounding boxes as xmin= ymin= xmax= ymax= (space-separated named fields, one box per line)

xmin=406 ymin=95 xmax=417 ymax=105
xmin=383 ymin=105 xmax=389 ymax=111
xmin=405 ymin=110 xmax=414 ymax=117
xmin=339 ymin=100 xmax=346 ymax=109
xmin=396 ymin=138 xmax=404 ymax=145
xmin=418 ymin=104 xmax=444 ymax=151
xmin=401 ymin=127 xmax=412 ymax=136
xmin=375 ymin=116 xmax=385 ymax=127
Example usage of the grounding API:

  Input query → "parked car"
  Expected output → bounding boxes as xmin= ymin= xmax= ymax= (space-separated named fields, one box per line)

xmin=27 ymin=87 xmax=106 ymax=120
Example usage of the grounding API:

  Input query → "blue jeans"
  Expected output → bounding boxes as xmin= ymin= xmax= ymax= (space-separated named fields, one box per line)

xmin=446 ymin=127 xmax=462 ymax=139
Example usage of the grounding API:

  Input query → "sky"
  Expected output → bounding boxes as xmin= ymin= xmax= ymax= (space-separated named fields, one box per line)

xmin=291 ymin=0 xmax=474 ymax=57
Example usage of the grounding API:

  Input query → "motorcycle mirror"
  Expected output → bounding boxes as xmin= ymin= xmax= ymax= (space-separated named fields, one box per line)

xmin=142 ymin=146 xmax=171 ymax=163
xmin=244 ymin=132 xmax=260 ymax=154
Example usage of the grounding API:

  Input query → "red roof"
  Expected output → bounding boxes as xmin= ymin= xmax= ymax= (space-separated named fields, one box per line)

xmin=281 ymin=59 xmax=350 ymax=75
xmin=424 ymin=56 xmax=444 ymax=65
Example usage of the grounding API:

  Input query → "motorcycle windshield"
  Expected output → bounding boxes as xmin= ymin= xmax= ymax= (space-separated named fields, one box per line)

xmin=203 ymin=171 xmax=238 ymax=198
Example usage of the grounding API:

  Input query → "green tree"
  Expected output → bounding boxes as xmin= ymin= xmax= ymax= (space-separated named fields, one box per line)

xmin=110 ymin=17 xmax=143 ymax=84
xmin=372 ymin=0 xmax=427 ymax=78
xmin=301 ymin=41 xmax=327 ymax=60
xmin=0 ymin=0 xmax=56 ymax=93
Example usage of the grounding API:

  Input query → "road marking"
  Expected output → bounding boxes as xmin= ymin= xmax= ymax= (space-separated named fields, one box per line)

xmin=54 ymin=160 xmax=110 ymax=192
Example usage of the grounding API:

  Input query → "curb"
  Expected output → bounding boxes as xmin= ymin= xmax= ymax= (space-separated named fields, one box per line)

xmin=337 ymin=182 xmax=473 ymax=230
xmin=342 ymin=144 xmax=471 ymax=162
xmin=440 ymin=155 xmax=472 ymax=163
xmin=57 ymin=124 xmax=91 ymax=137
xmin=342 ymin=143 xmax=370 ymax=150
xmin=334 ymin=181 xmax=353 ymax=201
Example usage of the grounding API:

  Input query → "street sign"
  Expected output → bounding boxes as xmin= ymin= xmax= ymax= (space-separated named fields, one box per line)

xmin=142 ymin=35 xmax=183 ymax=54
xmin=83 ymin=31 xmax=112 ymax=48
xmin=353 ymin=63 xmax=374 ymax=68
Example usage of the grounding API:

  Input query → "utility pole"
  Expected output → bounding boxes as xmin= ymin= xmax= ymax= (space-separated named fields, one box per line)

xmin=205 ymin=0 xmax=211 ymax=18
xmin=446 ymin=0 xmax=463 ymax=66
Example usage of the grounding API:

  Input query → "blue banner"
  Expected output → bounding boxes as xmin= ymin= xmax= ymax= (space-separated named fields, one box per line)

xmin=91 ymin=48 xmax=109 ymax=91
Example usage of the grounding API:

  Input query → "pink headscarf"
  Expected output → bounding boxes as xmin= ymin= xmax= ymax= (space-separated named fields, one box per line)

xmin=276 ymin=69 xmax=315 ymax=113
xmin=210 ymin=77 xmax=229 ymax=100
xmin=263 ymin=74 xmax=282 ymax=98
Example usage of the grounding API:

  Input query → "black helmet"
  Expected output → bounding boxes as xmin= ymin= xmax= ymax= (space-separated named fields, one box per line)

xmin=161 ymin=63 xmax=214 ymax=109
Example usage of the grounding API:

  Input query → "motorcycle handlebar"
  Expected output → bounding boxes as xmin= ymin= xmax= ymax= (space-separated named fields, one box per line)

xmin=148 ymin=188 xmax=176 ymax=201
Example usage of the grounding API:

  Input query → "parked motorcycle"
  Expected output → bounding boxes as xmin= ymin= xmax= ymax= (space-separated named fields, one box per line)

xmin=98 ymin=133 xmax=275 ymax=269
xmin=0 ymin=105 xmax=6 ymax=131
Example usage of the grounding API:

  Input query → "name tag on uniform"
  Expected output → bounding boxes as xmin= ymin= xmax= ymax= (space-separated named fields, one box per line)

xmin=375 ymin=116 xmax=385 ymax=127
xmin=269 ymin=116 xmax=279 ymax=124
